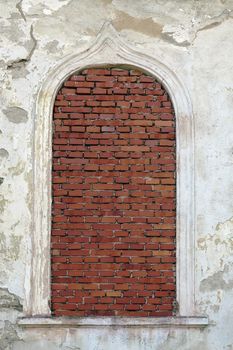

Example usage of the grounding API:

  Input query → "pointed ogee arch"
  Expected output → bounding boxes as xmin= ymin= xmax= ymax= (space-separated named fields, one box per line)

xmin=26 ymin=22 xmax=196 ymax=319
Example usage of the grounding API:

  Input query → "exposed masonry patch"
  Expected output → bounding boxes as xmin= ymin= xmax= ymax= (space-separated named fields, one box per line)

xmin=0 ymin=288 xmax=22 ymax=311
xmin=3 ymin=107 xmax=28 ymax=124
xmin=7 ymin=25 xmax=37 ymax=69
xmin=0 ymin=321 xmax=22 ymax=350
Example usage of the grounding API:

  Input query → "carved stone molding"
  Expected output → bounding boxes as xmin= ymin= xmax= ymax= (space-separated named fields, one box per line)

xmin=25 ymin=22 xmax=199 ymax=320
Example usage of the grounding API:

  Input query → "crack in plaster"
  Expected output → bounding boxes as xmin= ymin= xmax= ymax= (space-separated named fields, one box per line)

xmin=7 ymin=25 xmax=37 ymax=69
xmin=16 ymin=0 xmax=26 ymax=22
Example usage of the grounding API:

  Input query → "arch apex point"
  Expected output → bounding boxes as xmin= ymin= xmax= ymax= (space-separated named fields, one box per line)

xmin=96 ymin=21 xmax=120 ymax=43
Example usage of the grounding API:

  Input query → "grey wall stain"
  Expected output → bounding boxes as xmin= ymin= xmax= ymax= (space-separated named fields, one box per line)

xmin=161 ymin=33 xmax=190 ymax=47
xmin=0 ymin=197 xmax=8 ymax=213
xmin=10 ymin=66 xmax=29 ymax=79
xmin=9 ymin=235 xmax=23 ymax=261
xmin=9 ymin=161 xmax=26 ymax=176
xmin=101 ymin=0 xmax=112 ymax=4
xmin=0 ymin=149 xmax=9 ymax=159
xmin=44 ymin=40 xmax=60 ymax=54
xmin=1 ymin=21 xmax=25 ymax=44
xmin=0 ymin=229 xmax=22 ymax=262
xmin=200 ymin=266 xmax=233 ymax=292
xmin=3 ymin=107 xmax=28 ymax=124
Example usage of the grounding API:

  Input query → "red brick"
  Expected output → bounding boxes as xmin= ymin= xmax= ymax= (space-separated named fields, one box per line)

xmin=51 ymin=66 xmax=176 ymax=317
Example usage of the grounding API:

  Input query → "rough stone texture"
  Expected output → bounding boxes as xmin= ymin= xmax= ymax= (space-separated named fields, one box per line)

xmin=0 ymin=0 xmax=233 ymax=349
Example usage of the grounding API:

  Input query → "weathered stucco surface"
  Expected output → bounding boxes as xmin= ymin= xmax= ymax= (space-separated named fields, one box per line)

xmin=1 ymin=0 xmax=233 ymax=349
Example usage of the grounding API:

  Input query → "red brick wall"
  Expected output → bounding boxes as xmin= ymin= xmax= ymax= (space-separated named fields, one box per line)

xmin=51 ymin=67 xmax=176 ymax=317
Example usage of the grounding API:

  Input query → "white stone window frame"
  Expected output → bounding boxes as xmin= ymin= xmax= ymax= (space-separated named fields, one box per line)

xmin=19 ymin=23 xmax=208 ymax=328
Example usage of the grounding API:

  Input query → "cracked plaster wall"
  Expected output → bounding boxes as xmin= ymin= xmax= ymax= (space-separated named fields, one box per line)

xmin=0 ymin=0 xmax=233 ymax=349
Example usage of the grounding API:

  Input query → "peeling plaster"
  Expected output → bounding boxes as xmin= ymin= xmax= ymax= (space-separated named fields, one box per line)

xmin=22 ymin=0 xmax=71 ymax=14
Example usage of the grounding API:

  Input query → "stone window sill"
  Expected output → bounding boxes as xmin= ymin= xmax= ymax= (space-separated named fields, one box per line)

xmin=17 ymin=316 xmax=209 ymax=328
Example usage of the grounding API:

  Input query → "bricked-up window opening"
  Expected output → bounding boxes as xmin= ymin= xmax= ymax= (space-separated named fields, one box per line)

xmin=51 ymin=67 xmax=176 ymax=317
